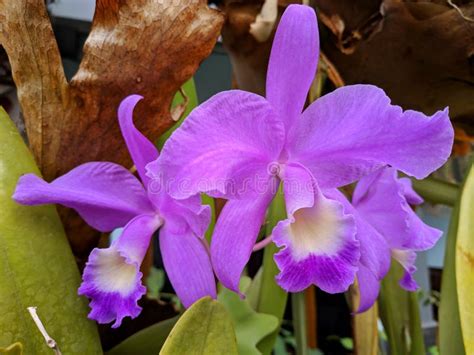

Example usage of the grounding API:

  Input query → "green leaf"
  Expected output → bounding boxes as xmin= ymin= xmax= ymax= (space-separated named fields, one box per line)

xmin=107 ymin=316 xmax=179 ymax=355
xmin=379 ymin=262 xmax=425 ymax=355
xmin=160 ymin=297 xmax=238 ymax=354
xmin=0 ymin=108 xmax=101 ymax=354
xmin=218 ymin=277 xmax=279 ymax=355
xmin=0 ymin=343 xmax=23 ymax=355
xmin=455 ymin=162 xmax=474 ymax=353
xmin=257 ymin=185 xmax=288 ymax=354
xmin=439 ymin=167 xmax=466 ymax=355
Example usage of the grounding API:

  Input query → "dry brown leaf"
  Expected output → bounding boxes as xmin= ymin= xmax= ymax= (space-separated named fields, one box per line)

xmin=0 ymin=0 xmax=223 ymax=260
xmin=317 ymin=0 xmax=474 ymax=130
xmin=222 ymin=0 xmax=474 ymax=138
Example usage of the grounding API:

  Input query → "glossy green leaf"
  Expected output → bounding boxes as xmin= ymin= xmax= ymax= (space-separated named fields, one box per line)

xmin=439 ymin=172 xmax=465 ymax=355
xmin=455 ymin=162 xmax=474 ymax=353
xmin=0 ymin=108 xmax=101 ymax=354
xmin=160 ymin=297 xmax=238 ymax=354
xmin=218 ymin=277 xmax=279 ymax=355
xmin=379 ymin=262 xmax=425 ymax=355
xmin=0 ymin=343 xmax=23 ymax=355
xmin=257 ymin=185 xmax=288 ymax=354
xmin=107 ymin=316 xmax=179 ymax=355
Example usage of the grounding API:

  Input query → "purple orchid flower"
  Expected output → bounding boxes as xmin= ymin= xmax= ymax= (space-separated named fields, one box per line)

xmin=13 ymin=95 xmax=216 ymax=327
xmin=154 ymin=4 xmax=453 ymax=298
xmin=328 ymin=167 xmax=442 ymax=311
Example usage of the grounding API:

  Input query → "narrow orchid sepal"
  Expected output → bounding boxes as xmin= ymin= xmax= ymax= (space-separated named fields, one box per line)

xmin=210 ymin=179 xmax=277 ymax=294
xmin=118 ymin=95 xmax=159 ymax=187
xmin=13 ymin=162 xmax=154 ymax=232
xmin=160 ymin=224 xmax=217 ymax=307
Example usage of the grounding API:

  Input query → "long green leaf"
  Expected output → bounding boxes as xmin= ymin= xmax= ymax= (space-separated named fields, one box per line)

xmin=107 ymin=316 xmax=179 ymax=355
xmin=160 ymin=297 xmax=238 ymax=354
xmin=439 ymin=172 xmax=465 ymax=355
xmin=257 ymin=186 xmax=288 ymax=354
xmin=455 ymin=162 xmax=474 ymax=353
xmin=0 ymin=108 xmax=101 ymax=354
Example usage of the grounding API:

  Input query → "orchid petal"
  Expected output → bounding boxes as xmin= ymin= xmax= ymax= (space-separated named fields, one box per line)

xmin=266 ymin=4 xmax=319 ymax=131
xmin=392 ymin=249 xmax=419 ymax=291
xmin=156 ymin=90 xmax=285 ymax=199
xmin=353 ymin=168 xmax=442 ymax=251
xmin=326 ymin=188 xmax=391 ymax=280
xmin=150 ymin=190 xmax=211 ymax=238
xmin=287 ymin=85 xmax=453 ymax=188
xmin=398 ymin=177 xmax=424 ymax=205
xmin=78 ymin=214 xmax=161 ymax=328
xmin=356 ymin=265 xmax=382 ymax=313
xmin=118 ymin=95 xmax=159 ymax=187
xmin=210 ymin=179 xmax=277 ymax=293
xmin=13 ymin=162 xmax=154 ymax=232
xmin=159 ymin=225 xmax=216 ymax=308
xmin=325 ymin=188 xmax=391 ymax=312
xmin=273 ymin=164 xmax=359 ymax=293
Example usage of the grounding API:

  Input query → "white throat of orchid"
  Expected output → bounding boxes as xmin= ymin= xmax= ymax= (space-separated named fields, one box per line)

xmin=92 ymin=247 xmax=139 ymax=296
xmin=287 ymin=197 xmax=347 ymax=261
xmin=90 ymin=214 xmax=163 ymax=296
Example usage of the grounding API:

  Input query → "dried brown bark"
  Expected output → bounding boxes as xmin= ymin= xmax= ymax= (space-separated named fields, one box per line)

xmin=221 ymin=0 xmax=474 ymax=138
xmin=0 ymin=0 xmax=223 ymax=260
xmin=317 ymin=0 xmax=474 ymax=133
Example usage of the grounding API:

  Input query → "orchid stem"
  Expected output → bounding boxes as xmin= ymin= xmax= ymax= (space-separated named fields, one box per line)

xmin=410 ymin=176 xmax=458 ymax=206
xmin=292 ymin=292 xmax=308 ymax=355
xmin=253 ymin=235 xmax=273 ymax=252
